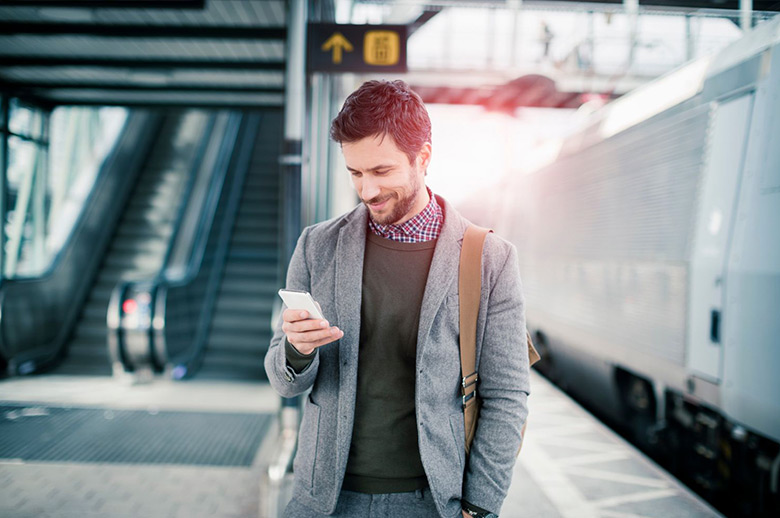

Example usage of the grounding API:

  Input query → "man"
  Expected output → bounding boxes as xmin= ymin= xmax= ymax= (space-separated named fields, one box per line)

xmin=265 ymin=80 xmax=530 ymax=518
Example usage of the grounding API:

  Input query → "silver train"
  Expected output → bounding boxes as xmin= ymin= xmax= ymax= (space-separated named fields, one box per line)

xmin=461 ymin=16 xmax=780 ymax=517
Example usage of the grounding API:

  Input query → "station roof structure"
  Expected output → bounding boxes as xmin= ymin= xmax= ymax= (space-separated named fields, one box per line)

xmin=0 ymin=0 xmax=335 ymax=108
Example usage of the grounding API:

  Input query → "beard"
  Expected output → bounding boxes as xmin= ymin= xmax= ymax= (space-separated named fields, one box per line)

xmin=365 ymin=167 xmax=422 ymax=225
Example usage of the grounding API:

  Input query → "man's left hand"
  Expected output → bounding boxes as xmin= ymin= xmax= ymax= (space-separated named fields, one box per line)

xmin=462 ymin=511 xmax=471 ymax=518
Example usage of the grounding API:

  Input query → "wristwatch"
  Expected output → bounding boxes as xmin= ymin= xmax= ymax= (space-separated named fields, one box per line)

xmin=463 ymin=509 xmax=498 ymax=518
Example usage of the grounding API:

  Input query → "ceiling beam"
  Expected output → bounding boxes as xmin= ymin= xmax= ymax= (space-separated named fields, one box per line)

xmin=29 ymin=98 xmax=284 ymax=109
xmin=408 ymin=7 xmax=443 ymax=37
xmin=0 ymin=22 xmax=287 ymax=40
xmin=0 ymin=1 xmax=205 ymax=7
xmin=0 ymin=56 xmax=286 ymax=70
xmin=0 ymin=81 xmax=285 ymax=94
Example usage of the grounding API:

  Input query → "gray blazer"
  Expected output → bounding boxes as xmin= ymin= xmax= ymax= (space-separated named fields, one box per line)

xmin=265 ymin=195 xmax=530 ymax=517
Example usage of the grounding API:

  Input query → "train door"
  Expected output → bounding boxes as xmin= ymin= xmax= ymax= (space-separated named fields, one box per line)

xmin=720 ymin=50 xmax=780 ymax=444
xmin=687 ymin=93 xmax=754 ymax=383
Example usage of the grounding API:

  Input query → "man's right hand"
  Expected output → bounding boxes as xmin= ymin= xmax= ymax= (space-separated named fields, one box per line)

xmin=282 ymin=309 xmax=343 ymax=356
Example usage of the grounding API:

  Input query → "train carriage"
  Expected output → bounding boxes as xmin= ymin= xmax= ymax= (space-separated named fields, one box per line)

xmin=468 ymin=16 xmax=780 ymax=516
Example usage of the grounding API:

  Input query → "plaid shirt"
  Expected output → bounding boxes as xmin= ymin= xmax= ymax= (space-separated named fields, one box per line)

xmin=368 ymin=187 xmax=443 ymax=243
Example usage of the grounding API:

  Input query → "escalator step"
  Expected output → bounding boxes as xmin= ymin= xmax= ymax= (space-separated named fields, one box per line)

xmin=71 ymin=325 xmax=108 ymax=342
xmin=209 ymin=332 xmax=271 ymax=354
xmin=210 ymin=313 xmax=270 ymax=331
xmin=68 ymin=340 xmax=108 ymax=361
xmin=213 ymin=296 xmax=275 ymax=314
xmin=218 ymin=278 xmax=278 ymax=295
xmin=222 ymin=261 xmax=277 ymax=279
xmin=229 ymin=234 xmax=277 ymax=248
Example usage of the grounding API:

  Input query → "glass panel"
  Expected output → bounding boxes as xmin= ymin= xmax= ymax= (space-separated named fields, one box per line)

xmin=4 ymin=135 xmax=41 ymax=277
xmin=46 ymin=106 xmax=128 ymax=256
xmin=5 ymin=106 xmax=128 ymax=278
xmin=8 ymin=98 xmax=40 ymax=140
xmin=1 ymin=95 xmax=6 ymax=278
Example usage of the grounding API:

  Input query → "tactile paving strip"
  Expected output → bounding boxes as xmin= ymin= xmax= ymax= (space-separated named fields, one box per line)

xmin=0 ymin=405 xmax=271 ymax=467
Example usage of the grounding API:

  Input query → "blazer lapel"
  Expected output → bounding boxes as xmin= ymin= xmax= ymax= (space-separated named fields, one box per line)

xmin=334 ymin=204 xmax=367 ymax=462
xmin=416 ymin=196 xmax=468 ymax=364
xmin=335 ymin=204 xmax=367 ymax=369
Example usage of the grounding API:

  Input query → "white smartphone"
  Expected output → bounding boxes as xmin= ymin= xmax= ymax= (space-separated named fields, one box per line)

xmin=278 ymin=289 xmax=325 ymax=320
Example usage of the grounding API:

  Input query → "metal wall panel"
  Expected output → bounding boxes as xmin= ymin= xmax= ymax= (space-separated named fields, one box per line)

xmin=517 ymin=104 xmax=711 ymax=366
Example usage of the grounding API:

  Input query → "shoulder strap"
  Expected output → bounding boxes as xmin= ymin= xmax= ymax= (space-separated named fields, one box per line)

xmin=459 ymin=225 xmax=541 ymax=455
xmin=459 ymin=225 xmax=492 ymax=406
xmin=459 ymin=225 xmax=491 ymax=454
xmin=459 ymin=226 xmax=541 ymax=380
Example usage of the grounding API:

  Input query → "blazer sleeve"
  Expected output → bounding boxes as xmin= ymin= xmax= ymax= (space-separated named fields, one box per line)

xmin=462 ymin=242 xmax=530 ymax=514
xmin=264 ymin=226 xmax=321 ymax=397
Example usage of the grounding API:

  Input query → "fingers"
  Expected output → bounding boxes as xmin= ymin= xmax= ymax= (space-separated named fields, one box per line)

xmin=281 ymin=308 xmax=344 ymax=354
xmin=282 ymin=313 xmax=330 ymax=334
xmin=286 ymin=326 xmax=343 ymax=355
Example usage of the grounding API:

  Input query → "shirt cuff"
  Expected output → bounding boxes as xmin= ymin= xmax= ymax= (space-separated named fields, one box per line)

xmin=284 ymin=338 xmax=316 ymax=373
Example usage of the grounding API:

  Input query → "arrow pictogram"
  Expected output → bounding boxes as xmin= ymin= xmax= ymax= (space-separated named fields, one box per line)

xmin=321 ymin=32 xmax=353 ymax=64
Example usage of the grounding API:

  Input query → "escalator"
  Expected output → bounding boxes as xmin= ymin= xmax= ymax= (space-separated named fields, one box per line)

xmin=56 ymin=111 xmax=212 ymax=376
xmin=196 ymin=110 xmax=283 ymax=381
xmin=3 ymin=108 xmax=286 ymax=382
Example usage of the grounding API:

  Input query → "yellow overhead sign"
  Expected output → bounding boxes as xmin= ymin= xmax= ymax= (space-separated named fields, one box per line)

xmin=321 ymin=32 xmax=353 ymax=64
xmin=364 ymin=31 xmax=400 ymax=66
xmin=308 ymin=24 xmax=407 ymax=73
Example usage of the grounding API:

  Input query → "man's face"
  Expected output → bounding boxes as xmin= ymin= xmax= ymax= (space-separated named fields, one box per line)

xmin=342 ymin=134 xmax=431 ymax=226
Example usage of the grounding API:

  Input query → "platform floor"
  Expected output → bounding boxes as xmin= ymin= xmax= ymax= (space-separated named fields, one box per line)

xmin=0 ymin=371 xmax=722 ymax=518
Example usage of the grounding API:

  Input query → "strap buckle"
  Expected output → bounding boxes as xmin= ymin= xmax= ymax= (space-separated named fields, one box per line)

xmin=461 ymin=371 xmax=478 ymax=389
xmin=461 ymin=371 xmax=478 ymax=408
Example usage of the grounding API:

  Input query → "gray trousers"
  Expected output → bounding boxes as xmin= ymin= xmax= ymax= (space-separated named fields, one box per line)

xmin=283 ymin=488 xmax=449 ymax=517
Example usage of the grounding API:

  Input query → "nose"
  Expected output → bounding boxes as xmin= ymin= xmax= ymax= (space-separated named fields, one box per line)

xmin=359 ymin=175 xmax=381 ymax=201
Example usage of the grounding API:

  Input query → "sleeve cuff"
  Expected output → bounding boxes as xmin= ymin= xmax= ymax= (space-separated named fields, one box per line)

xmin=284 ymin=338 xmax=316 ymax=373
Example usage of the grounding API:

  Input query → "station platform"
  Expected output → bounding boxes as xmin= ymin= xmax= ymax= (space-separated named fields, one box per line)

xmin=0 ymin=371 xmax=722 ymax=518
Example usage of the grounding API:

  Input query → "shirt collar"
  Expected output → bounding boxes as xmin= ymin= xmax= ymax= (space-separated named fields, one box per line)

xmin=368 ymin=187 xmax=441 ymax=239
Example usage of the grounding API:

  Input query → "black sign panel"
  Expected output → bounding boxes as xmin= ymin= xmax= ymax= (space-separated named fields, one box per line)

xmin=308 ymin=24 xmax=407 ymax=74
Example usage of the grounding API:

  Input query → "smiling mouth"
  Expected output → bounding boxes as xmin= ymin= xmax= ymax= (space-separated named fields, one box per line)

xmin=366 ymin=196 xmax=392 ymax=211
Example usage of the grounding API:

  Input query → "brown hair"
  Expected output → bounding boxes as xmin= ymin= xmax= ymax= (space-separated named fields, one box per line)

xmin=330 ymin=79 xmax=431 ymax=164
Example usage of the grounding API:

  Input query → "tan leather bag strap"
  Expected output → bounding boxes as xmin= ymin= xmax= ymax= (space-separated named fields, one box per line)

xmin=459 ymin=225 xmax=491 ymax=454
xmin=459 ymin=225 xmax=541 ymax=454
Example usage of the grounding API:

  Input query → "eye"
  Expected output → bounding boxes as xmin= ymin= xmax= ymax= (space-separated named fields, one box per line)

xmin=350 ymin=171 xmax=362 ymax=178
xmin=375 ymin=170 xmax=390 ymax=176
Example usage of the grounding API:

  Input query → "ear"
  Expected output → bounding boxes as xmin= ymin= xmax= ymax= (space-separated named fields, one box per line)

xmin=417 ymin=142 xmax=432 ymax=171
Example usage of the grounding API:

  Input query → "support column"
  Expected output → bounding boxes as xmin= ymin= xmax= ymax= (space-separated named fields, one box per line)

xmin=281 ymin=0 xmax=307 ymax=271
xmin=625 ymin=0 xmax=639 ymax=71
xmin=278 ymin=0 xmax=306 ymax=431
xmin=685 ymin=14 xmax=695 ymax=62
xmin=509 ymin=0 xmax=522 ymax=70
xmin=740 ymin=0 xmax=753 ymax=32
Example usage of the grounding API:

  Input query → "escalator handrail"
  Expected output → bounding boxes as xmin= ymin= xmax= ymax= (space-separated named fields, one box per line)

xmin=184 ymin=113 xmax=262 ymax=367
xmin=157 ymin=112 xmax=220 ymax=278
xmin=155 ymin=113 xmax=261 ymax=375
xmin=159 ymin=111 xmax=241 ymax=284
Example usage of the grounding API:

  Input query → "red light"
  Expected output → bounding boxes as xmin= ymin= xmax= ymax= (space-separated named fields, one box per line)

xmin=123 ymin=299 xmax=138 ymax=314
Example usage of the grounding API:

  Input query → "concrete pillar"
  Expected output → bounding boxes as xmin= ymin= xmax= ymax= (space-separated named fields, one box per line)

xmin=741 ymin=0 xmax=753 ymax=31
